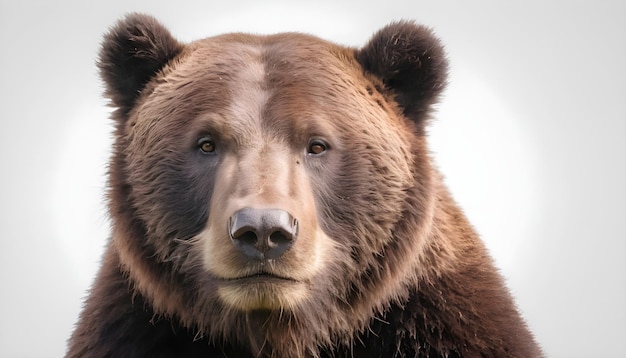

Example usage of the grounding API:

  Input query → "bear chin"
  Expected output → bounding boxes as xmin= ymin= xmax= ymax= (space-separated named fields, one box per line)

xmin=217 ymin=277 xmax=309 ymax=311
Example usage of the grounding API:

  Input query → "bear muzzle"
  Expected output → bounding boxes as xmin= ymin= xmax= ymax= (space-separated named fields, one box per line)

xmin=228 ymin=207 xmax=299 ymax=260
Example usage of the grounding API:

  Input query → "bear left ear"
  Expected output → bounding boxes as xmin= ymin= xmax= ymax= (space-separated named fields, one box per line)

xmin=98 ymin=13 xmax=184 ymax=117
xmin=356 ymin=21 xmax=448 ymax=125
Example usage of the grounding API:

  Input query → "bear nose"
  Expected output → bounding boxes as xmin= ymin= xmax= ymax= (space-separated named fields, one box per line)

xmin=228 ymin=208 xmax=298 ymax=260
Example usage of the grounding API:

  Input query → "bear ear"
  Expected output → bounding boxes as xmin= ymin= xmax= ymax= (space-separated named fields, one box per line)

xmin=98 ymin=13 xmax=184 ymax=116
xmin=356 ymin=21 xmax=448 ymax=125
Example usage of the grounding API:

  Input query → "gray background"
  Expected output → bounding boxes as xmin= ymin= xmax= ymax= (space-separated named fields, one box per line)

xmin=1 ymin=1 xmax=624 ymax=357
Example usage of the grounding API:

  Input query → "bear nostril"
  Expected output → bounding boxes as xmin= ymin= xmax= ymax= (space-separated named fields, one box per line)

xmin=237 ymin=231 xmax=259 ymax=247
xmin=268 ymin=230 xmax=289 ymax=248
xmin=267 ymin=218 xmax=297 ymax=249
xmin=228 ymin=208 xmax=298 ymax=260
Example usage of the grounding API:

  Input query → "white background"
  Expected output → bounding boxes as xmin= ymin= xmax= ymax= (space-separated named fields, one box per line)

xmin=1 ymin=1 xmax=624 ymax=357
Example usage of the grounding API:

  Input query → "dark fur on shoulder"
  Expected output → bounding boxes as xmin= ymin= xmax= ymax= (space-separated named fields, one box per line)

xmin=67 ymin=13 xmax=542 ymax=358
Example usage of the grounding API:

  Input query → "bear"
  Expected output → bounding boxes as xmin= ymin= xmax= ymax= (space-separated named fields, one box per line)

xmin=67 ymin=13 xmax=542 ymax=358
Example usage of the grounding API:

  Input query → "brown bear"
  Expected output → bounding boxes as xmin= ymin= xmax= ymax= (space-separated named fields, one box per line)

xmin=67 ymin=13 xmax=542 ymax=358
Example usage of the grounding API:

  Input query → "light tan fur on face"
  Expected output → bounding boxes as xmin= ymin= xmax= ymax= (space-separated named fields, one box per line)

xmin=190 ymin=44 xmax=335 ymax=311
xmin=199 ymin=148 xmax=336 ymax=310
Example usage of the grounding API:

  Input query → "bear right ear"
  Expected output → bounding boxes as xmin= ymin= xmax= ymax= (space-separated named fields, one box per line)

xmin=98 ymin=13 xmax=183 ymax=116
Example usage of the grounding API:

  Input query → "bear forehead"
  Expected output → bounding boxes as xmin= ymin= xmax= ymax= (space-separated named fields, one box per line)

xmin=162 ymin=32 xmax=362 ymax=101
xmin=188 ymin=32 xmax=356 ymax=78
xmin=135 ymin=32 xmax=394 ymax=144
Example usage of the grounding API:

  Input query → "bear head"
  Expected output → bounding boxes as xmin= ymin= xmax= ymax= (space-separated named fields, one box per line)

xmin=99 ymin=13 xmax=447 ymax=355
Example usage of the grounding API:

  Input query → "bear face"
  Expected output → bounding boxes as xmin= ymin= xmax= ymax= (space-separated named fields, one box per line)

xmin=106 ymin=12 xmax=442 ymax=318
xmin=68 ymin=13 xmax=540 ymax=358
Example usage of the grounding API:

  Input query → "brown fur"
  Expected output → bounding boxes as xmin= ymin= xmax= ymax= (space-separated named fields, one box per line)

xmin=67 ymin=13 xmax=542 ymax=357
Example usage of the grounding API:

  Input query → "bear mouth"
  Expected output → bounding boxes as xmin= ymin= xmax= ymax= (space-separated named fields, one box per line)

xmin=226 ymin=272 xmax=298 ymax=283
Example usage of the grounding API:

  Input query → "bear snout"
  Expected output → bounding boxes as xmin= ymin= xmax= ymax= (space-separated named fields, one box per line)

xmin=228 ymin=207 xmax=298 ymax=260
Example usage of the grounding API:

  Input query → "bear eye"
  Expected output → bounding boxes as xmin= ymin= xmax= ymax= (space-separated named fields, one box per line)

xmin=307 ymin=139 xmax=328 ymax=155
xmin=197 ymin=137 xmax=216 ymax=154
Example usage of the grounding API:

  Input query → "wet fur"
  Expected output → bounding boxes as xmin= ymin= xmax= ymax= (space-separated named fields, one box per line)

xmin=67 ymin=13 xmax=542 ymax=357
